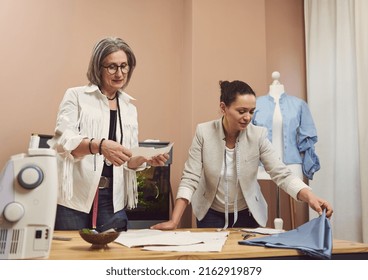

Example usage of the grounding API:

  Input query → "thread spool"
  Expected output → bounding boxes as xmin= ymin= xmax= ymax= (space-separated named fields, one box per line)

xmin=29 ymin=134 xmax=40 ymax=149
xmin=274 ymin=217 xmax=284 ymax=230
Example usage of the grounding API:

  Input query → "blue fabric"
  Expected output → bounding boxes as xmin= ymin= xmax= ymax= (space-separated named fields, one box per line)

xmin=298 ymin=137 xmax=320 ymax=180
xmin=239 ymin=210 xmax=332 ymax=259
xmin=252 ymin=93 xmax=320 ymax=179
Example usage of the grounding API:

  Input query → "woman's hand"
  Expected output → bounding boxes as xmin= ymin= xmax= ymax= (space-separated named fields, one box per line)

xmin=101 ymin=139 xmax=132 ymax=166
xmin=148 ymin=153 xmax=170 ymax=166
xmin=297 ymin=188 xmax=334 ymax=218
xmin=127 ymin=153 xmax=169 ymax=169
xmin=150 ymin=198 xmax=188 ymax=230
xmin=150 ymin=220 xmax=178 ymax=230
xmin=127 ymin=156 xmax=148 ymax=169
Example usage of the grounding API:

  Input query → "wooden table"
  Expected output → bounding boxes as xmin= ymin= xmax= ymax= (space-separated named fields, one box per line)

xmin=49 ymin=228 xmax=368 ymax=260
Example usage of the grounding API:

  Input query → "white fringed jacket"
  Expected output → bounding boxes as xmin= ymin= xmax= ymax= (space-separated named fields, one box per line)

xmin=51 ymin=84 xmax=140 ymax=214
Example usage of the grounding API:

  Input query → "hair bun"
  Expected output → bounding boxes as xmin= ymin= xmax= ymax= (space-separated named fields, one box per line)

xmin=219 ymin=80 xmax=230 ymax=90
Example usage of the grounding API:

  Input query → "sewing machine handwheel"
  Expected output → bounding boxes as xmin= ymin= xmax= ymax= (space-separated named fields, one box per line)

xmin=17 ymin=165 xmax=44 ymax=189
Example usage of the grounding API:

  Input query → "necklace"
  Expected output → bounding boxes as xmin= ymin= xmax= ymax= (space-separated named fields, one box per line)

xmin=106 ymin=94 xmax=117 ymax=100
xmin=99 ymin=86 xmax=117 ymax=100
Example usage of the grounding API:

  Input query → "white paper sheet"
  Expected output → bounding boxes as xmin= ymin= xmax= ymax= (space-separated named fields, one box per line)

xmin=143 ymin=231 xmax=229 ymax=252
xmin=114 ymin=229 xmax=229 ymax=252
xmin=241 ymin=227 xmax=285 ymax=235
xmin=131 ymin=143 xmax=174 ymax=158
xmin=115 ymin=229 xmax=202 ymax=248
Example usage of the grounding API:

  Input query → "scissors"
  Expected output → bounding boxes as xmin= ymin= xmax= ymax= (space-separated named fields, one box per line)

xmin=242 ymin=233 xmax=256 ymax=240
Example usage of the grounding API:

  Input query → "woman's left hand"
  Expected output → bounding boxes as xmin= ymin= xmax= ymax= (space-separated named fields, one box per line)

xmin=309 ymin=197 xmax=333 ymax=218
xmin=297 ymin=188 xmax=334 ymax=218
xmin=127 ymin=153 xmax=169 ymax=169
xmin=148 ymin=153 xmax=170 ymax=167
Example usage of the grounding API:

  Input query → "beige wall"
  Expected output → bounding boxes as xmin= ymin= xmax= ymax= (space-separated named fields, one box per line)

xmin=0 ymin=0 xmax=307 ymax=229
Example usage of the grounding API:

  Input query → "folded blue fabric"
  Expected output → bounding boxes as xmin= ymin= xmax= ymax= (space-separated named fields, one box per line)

xmin=239 ymin=210 xmax=332 ymax=259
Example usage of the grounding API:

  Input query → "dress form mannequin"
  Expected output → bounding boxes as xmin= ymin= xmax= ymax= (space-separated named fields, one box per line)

xmin=253 ymin=71 xmax=319 ymax=229
xmin=257 ymin=72 xmax=303 ymax=230
xmin=257 ymin=71 xmax=304 ymax=180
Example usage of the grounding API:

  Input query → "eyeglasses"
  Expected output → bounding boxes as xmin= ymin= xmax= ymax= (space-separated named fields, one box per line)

xmin=102 ymin=63 xmax=130 ymax=75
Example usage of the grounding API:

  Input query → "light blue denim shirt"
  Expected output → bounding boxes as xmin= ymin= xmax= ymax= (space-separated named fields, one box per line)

xmin=252 ymin=93 xmax=320 ymax=179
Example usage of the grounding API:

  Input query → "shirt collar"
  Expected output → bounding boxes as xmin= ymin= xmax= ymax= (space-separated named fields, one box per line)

xmin=216 ymin=117 xmax=246 ymax=142
xmin=266 ymin=92 xmax=286 ymax=101
xmin=85 ymin=84 xmax=137 ymax=102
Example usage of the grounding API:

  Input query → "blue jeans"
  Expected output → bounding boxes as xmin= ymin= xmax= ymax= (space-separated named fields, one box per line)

xmin=196 ymin=208 xmax=259 ymax=228
xmin=54 ymin=188 xmax=128 ymax=230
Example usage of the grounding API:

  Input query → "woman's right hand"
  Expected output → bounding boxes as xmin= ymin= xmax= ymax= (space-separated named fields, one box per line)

xmin=150 ymin=220 xmax=178 ymax=230
xmin=101 ymin=139 xmax=132 ymax=166
xmin=150 ymin=198 xmax=188 ymax=230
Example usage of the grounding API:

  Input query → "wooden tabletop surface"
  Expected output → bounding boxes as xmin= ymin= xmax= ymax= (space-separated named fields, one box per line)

xmin=48 ymin=228 xmax=368 ymax=260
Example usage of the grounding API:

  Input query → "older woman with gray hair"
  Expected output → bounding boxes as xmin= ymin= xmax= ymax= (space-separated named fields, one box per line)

xmin=53 ymin=37 xmax=168 ymax=231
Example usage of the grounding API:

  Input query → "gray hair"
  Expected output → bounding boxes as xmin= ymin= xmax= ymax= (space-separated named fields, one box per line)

xmin=87 ymin=37 xmax=136 ymax=89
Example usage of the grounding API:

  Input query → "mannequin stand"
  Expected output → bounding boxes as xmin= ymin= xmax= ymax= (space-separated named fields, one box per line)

xmin=274 ymin=187 xmax=283 ymax=230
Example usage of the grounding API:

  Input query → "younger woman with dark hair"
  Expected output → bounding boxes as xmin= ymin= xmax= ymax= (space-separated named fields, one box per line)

xmin=152 ymin=80 xmax=332 ymax=230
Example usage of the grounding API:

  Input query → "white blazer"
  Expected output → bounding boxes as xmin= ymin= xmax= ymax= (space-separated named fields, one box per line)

xmin=176 ymin=119 xmax=310 ymax=227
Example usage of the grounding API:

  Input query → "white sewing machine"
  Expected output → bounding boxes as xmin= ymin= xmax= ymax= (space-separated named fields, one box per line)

xmin=0 ymin=136 xmax=58 ymax=259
